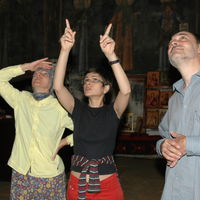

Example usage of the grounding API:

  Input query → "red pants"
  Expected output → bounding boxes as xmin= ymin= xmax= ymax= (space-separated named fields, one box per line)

xmin=67 ymin=173 xmax=124 ymax=200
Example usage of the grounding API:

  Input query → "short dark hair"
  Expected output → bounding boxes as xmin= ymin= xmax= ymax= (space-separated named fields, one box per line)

xmin=83 ymin=67 xmax=112 ymax=88
xmin=192 ymin=32 xmax=200 ymax=44
xmin=170 ymin=31 xmax=200 ymax=44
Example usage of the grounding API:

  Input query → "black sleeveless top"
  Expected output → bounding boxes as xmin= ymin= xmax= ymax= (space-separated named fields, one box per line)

xmin=71 ymin=98 xmax=120 ymax=175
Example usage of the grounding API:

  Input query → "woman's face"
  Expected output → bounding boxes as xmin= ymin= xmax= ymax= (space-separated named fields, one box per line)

xmin=83 ymin=72 xmax=107 ymax=97
xmin=32 ymin=69 xmax=51 ymax=93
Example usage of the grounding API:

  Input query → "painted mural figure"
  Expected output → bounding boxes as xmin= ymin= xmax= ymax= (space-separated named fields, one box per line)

xmin=70 ymin=0 xmax=92 ymax=73
xmin=158 ymin=2 xmax=181 ymax=69
xmin=110 ymin=0 xmax=135 ymax=71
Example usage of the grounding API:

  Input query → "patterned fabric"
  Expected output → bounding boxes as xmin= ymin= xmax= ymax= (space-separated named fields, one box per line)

xmin=10 ymin=169 xmax=66 ymax=200
xmin=32 ymin=92 xmax=50 ymax=100
xmin=71 ymin=155 xmax=116 ymax=200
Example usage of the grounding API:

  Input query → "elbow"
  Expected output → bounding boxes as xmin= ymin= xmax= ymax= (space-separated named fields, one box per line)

xmin=53 ymin=84 xmax=63 ymax=93
xmin=119 ymin=89 xmax=131 ymax=98
xmin=53 ymin=79 xmax=63 ymax=92
xmin=53 ymin=85 xmax=59 ymax=93
xmin=123 ymin=81 xmax=131 ymax=96
xmin=123 ymin=88 xmax=131 ymax=96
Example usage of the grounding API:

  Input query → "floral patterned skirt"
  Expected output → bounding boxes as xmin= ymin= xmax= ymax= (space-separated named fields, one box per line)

xmin=10 ymin=169 xmax=66 ymax=200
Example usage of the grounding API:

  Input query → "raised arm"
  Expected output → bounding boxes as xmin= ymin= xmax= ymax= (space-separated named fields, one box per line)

xmin=54 ymin=19 xmax=76 ymax=114
xmin=20 ymin=57 xmax=52 ymax=72
xmin=0 ymin=58 xmax=51 ymax=108
xmin=100 ymin=24 xmax=131 ymax=118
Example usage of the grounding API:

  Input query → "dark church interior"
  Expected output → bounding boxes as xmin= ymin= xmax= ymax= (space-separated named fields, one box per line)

xmin=0 ymin=0 xmax=199 ymax=199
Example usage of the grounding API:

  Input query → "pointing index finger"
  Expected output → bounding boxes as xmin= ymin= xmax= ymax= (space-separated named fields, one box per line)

xmin=104 ymin=23 xmax=112 ymax=36
xmin=65 ymin=19 xmax=71 ymax=29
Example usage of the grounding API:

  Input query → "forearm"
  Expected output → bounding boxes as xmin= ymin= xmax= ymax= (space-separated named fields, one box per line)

xmin=66 ymin=134 xmax=73 ymax=147
xmin=54 ymin=49 xmax=70 ymax=92
xmin=0 ymin=65 xmax=24 ymax=108
xmin=58 ymin=134 xmax=73 ymax=149
xmin=107 ymin=53 xmax=131 ymax=95
xmin=20 ymin=63 xmax=30 ymax=72
xmin=0 ymin=65 xmax=24 ymax=82
xmin=156 ymin=138 xmax=165 ymax=157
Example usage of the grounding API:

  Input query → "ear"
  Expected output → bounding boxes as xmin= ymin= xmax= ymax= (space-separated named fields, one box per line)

xmin=103 ymin=84 xmax=110 ymax=94
xmin=197 ymin=44 xmax=200 ymax=54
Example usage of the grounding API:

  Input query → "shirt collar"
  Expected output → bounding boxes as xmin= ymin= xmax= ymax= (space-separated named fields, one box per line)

xmin=173 ymin=71 xmax=200 ymax=93
xmin=31 ymin=94 xmax=55 ymax=106
xmin=33 ymin=92 xmax=50 ymax=101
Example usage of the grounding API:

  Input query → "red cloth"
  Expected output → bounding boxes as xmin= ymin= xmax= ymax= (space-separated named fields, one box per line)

xmin=67 ymin=173 xmax=124 ymax=200
xmin=71 ymin=154 xmax=116 ymax=199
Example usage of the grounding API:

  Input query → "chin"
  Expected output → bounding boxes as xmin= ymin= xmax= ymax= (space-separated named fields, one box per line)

xmin=83 ymin=89 xmax=90 ymax=95
xmin=169 ymin=56 xmax=183 ymax=67
xmin=84 ymin=92 xmax=90 ymax=97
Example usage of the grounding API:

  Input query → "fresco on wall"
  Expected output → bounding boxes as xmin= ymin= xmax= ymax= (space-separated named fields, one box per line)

xmin=0 ymin=0 xmax=197 ymax=75
xmin=111 ymin=0 xmax=135 ymax=72
xmin=158 ymin=1 xmax=181 ymax=70
xmin=70 ymin=0 xmax=92 ymax=73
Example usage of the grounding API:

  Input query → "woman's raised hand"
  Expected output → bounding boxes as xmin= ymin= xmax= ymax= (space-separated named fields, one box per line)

xmin=21 ymin=58 xmax=52 ymax=72
xmin=60 ymin=19 xmax=76 ymax=51
xmin=99 ymin=24 xmax=115 ymax=58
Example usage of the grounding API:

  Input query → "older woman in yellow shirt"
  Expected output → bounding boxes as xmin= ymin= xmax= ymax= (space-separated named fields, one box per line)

xmin=0 ymin=58 xmax=73 ymax=200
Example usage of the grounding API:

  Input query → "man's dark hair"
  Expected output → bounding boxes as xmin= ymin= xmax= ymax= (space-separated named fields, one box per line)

xmin=192 ymin=33 xmax=200 ymax=44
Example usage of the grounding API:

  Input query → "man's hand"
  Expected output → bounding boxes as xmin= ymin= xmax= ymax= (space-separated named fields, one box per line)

xmin=171 ymin=131 xmax=186 ymax=156
xmin=161 ymin=137 xmax=182 ymax=167
xmin=60 ymin=19 xmax=76 ymax=51
xmin=21 ymin=58 xmax=52 ymax=72
xmin=161 ymin=137 xmax=182 ymax=160
xmin=161 ymin=131 xmax=186 ymax=168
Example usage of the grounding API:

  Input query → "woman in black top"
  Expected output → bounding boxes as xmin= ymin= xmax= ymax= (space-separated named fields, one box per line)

xmin=54 ymin=19 xmax=131 ymax=200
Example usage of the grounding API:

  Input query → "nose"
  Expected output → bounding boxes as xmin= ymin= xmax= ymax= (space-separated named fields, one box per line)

xmin=168 ymin=40 xmax=179 ymax=51
xmin=33 ymin=73 xmax=41 ymax=79
xmin=171 ymin=38 xmax=181 ymax=47
xmin=85 ymin=81 xmax=92 ymax=86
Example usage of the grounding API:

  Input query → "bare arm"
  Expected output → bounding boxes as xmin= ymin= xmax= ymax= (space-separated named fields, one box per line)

xmin=51 ymin=134 xmax=73 ymax=161
xmin=20 ymin=57 xmax=52 ymax=72
xmin=0 ymin=57 xmax=52 ymax=108
xmin=100 ymin=24 xmax=131 ymax=118
xmin=54 ymin=19 xmax=76 ymax=114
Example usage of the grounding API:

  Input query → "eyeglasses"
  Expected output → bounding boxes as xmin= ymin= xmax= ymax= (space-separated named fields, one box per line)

xmin=83 ymin=78 xmax=105 ymax=85
xmin=33 ymin=71 xmax=49 ymax=78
